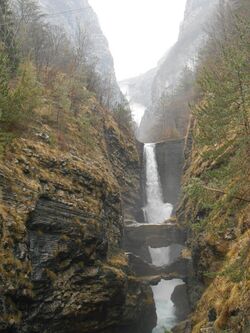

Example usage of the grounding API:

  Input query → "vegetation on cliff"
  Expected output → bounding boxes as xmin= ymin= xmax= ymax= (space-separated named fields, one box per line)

xmin=0 ymin=0 xmax=132 ymax=156
xmin=180 ymin=0 xmax=250 ymax=332
xmin=0 ymin=1 xmax=154 ymax=333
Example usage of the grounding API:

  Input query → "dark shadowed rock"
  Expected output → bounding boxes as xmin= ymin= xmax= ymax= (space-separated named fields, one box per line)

xmin=127 ymin=253 xmax=159 ymax=276
xmin=0 ymin=103 xmax=156 ymax=333
xmin=123 ymin=223 xmax=187 ymax=250
xmin=155 ymin=139 xmax=185 ymax=209
xmin=171 ymin=284 xmax=191 ymax=321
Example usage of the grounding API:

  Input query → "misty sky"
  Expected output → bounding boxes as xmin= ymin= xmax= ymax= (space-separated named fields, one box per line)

xmin=89 ymin=0 xmax=187 ymax=81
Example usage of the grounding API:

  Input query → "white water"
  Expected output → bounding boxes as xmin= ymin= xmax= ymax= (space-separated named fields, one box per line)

xmin=142 ymin=143 xmax=184 ymax=332
xmin=149 ymin=247 xmax=171 ymax=267
xmin=143 ymin=143 xmax=173 ymax=224
xmin=152 ymin=279 xmax=185 ymax=333
xmin=149 ymin=244 xmax=183 ymax=267
xmin=120 ymin=83 xmax=145 ymax=127
xmin=130 ymin=102 xmax=145 ymax=127
xmin=150 ymin=245 xmax=185 ymax=333
xmin=121 ymin=83 xmax=184 ymax=332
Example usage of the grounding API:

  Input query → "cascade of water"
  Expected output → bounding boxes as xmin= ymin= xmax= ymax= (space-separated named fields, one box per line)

xmin=142 ymin=143 xmax=185 ymax=332
xmin=149 ymin=244 xmax=185 ymax=332
xmin=120 ymin=84 xmax=145 ymax=127
xmin=151 ymin=279 xmax=185 ymax=333
xmin=148 ymin=244 xmax=183 ymax=267
xmin=143 ymin=143 xmax=173 ymax=224
xmin=119 ymin=84 xmax=188 ymax=333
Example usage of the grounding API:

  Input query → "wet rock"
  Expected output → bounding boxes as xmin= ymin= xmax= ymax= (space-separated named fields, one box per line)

xmin=144 ymin=275 xmax=162 ymax=285
xmin=162 ymin=257 xmax=190 ymax=278
xmin=155 ymin=139 xmax=185 ymax=211
xmin=127 ymin=253 xmax=159 ymax=276
xmin=171 ymin=284 xmax=191 ymax=321
xmin=123 ymin=222 xmax=187 ymax=266
xmin=124 ymin=223 xmax=187 ymax=249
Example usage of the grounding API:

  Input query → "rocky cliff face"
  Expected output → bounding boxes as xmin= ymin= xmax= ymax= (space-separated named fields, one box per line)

xmin=130 ymin=0 xmax=219 ymax=143
xmin=150 ymin=0 xmax=217 ymax=102
xmin=0 ymin=96 xmax=155 ymax=333
xmin=155 ymin=139 xmax=185 ymax=209
xmin=39 ymin=0 xmax=125 ymax=110
xmin=119 ymin=68 xmax=157 ymax=109
xmin=177 ymin=119 xmax=250 ymax=333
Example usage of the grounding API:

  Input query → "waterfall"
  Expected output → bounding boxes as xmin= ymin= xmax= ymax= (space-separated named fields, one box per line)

xmin=120 ymin=84 xmax=145 ymax=128
xmin=143 ymin=143 xmax=184 ymax=333
xmin=143 ymin=143 xmax=173 ymax=224
xmin=150 ymin=244 xmax=185 ymax=333
xmin=151 ymin=279 xmax=185 ymax=333
xmin=120 ymin=86 xmax=187 ymax=332
xmin=148 ymin=244 xmax=183 ymax=267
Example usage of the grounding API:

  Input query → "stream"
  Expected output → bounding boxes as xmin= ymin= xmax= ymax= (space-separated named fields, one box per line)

xmin=120 ymin=84 xmax=186 ymax=333
xmin=144 ymin=143 xmax=184 ymax=333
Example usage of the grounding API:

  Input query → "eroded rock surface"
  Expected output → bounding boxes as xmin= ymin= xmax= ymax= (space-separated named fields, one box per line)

xmin=123 ymin=223 xmax=187 ymax=257
xmin=155 ymin=139 xmax=185 ymax=210
xmin=0 ymin=102 xmax=156 ymax=333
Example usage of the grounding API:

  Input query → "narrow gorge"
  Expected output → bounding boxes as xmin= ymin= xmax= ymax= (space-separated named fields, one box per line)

xmin=0 ymin=0 xmax=249 ymax=333
xmin=126 ymin=141 xmax=190 ymax=333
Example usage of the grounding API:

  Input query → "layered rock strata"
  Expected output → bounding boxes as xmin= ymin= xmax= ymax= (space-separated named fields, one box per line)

xmin=0 ymin=101 xmax=155 ymax=333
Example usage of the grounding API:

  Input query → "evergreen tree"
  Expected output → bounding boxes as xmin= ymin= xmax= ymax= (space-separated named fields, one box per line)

xmin=0 ymin=0 xmax=18 ymax=70
xmin=188 ymin=0 xmax=250 ymax=210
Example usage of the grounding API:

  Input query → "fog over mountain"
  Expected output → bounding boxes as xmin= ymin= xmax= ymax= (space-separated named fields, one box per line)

xmin=123 ymin=0 xmax=219 ymax=143
xmin=39 ymin=0 xmax=125 ymax=109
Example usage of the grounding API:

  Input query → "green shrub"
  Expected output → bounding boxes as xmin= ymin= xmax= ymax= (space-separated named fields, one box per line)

xmin=113 ymin=104 xmax=132 ymax=131
xmin=0 ymin=56 xmax=42 ymax=154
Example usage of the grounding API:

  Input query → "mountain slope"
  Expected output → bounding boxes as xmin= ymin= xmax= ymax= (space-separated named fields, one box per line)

xmin=177 ymin=1 xmax=250 ymax=331
xmin=0 ymin=1 xmax=156 ymax=332
xmin=39 ymin=0 xmax=125 ymax=109
xmin=132 ymin=0 xmax=219 ymax=142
